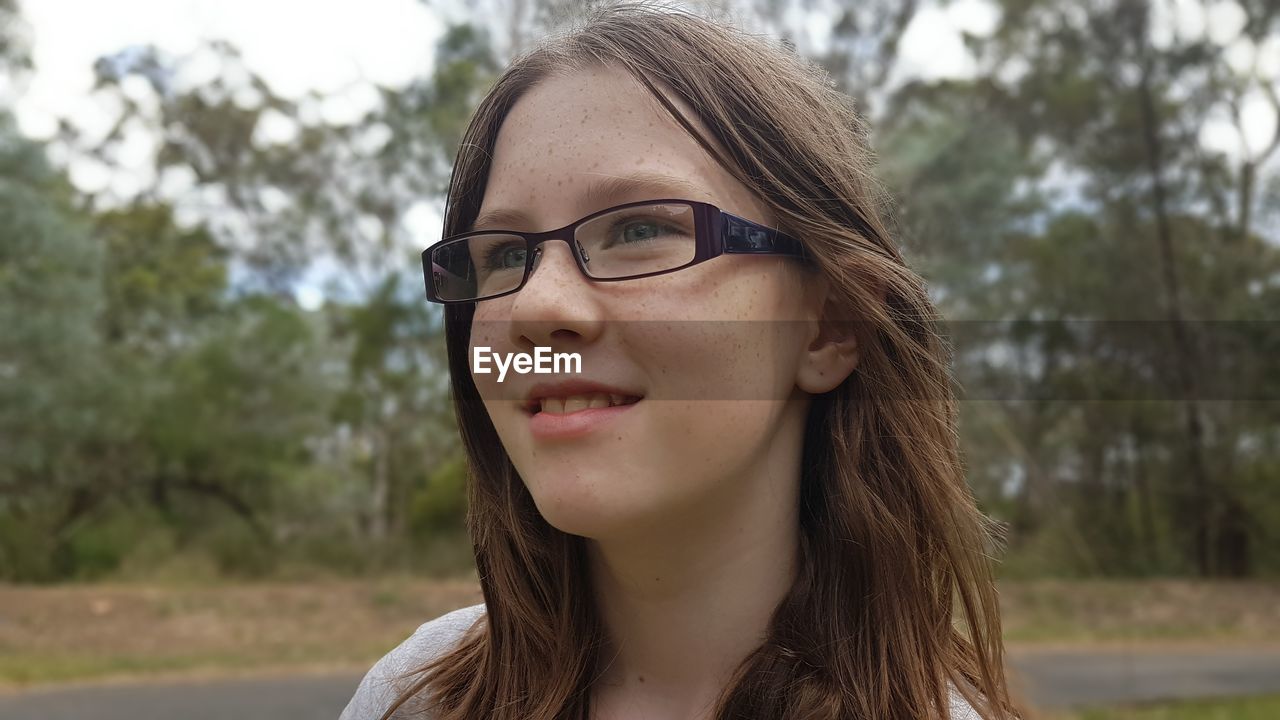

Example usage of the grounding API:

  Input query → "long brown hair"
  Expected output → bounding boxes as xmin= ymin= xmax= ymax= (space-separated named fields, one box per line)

xmin=381 ymin=2 xmax=1019 ymax=718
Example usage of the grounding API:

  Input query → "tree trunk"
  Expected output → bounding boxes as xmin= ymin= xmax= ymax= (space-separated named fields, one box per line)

xmin=369 ymin=425 xmax=390 ymax=543
xmin=1134 ymin=29 xmax=1214 ymax=576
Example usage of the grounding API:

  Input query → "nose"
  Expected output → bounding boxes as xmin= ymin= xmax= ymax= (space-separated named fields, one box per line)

xmin=506 ymin=239 xmax=604 ymax=350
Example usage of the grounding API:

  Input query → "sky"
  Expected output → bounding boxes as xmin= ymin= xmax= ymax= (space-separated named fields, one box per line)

xmin=7 ymin=0 xmax=1278 ymax=306
xmin=9 ymin=0 xmax=1008 ymax=142
xmin=14 ymin=0 xmax=1275 ymax=170
xmin=11 ymin=0 xmax=448 ymax=307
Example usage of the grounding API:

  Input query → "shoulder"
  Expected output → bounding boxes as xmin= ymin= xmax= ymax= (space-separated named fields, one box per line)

xmin=340 ymin=606 xmax=986 ymax=720
xmin=947 ymin=680 xmax=987 ymax=720
xmin=340 ymin=603 xmax=487 ymax=720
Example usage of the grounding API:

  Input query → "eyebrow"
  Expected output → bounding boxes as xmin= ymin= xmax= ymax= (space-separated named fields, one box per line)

xmin=469 ymin=172 xmax=708 ymax=232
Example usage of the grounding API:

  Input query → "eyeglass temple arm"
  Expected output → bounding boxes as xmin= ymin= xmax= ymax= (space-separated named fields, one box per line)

xmin=721 ymin=212 xmax=809 ymax=257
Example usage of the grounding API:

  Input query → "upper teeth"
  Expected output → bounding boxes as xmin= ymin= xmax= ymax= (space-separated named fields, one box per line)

xmin=538 ymin=393 xmax=632 ymax=414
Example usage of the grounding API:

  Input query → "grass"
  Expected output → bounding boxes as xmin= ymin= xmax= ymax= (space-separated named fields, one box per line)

xmin=998 ymin=579 xmax=1280 ymax=645
xmin=0 ymin=574 xmax=483 ymax=689
xmin=1053 ymin=694 xmax=1280 ymax=719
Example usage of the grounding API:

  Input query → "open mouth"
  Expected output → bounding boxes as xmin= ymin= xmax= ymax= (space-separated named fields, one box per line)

xmin=524 ymin=393 xmax=643 ymax=416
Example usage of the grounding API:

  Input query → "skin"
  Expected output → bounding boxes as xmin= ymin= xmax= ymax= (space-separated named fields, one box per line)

xmin=467 ymin=64 xmax=859 ymax=719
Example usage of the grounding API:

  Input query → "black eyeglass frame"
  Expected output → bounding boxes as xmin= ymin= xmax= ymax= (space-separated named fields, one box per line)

xmin=421 ymin=198 xmax=811 ymax=304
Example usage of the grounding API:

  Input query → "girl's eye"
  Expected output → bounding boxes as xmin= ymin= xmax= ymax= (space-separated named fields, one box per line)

xmin=605 ymin=217 xmax=679 ymax=247
xmin=482 ymin=242 xmax=526 ymax=271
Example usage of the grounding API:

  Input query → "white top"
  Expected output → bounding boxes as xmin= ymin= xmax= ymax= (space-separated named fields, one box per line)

xmin=340 ymin=603 xmax=984 ymax=720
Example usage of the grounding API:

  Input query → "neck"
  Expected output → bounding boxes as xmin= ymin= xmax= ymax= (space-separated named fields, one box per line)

xmin=585 ymin=431 xmax=803 ymax=718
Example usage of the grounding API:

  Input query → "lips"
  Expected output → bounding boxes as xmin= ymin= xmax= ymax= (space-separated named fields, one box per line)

xmin=523 ymin=380 xmax=644 ymax=416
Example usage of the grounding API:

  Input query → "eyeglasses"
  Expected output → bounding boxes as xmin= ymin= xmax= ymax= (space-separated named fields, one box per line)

xmin=421 ymin=198 xmax=810 ymax=304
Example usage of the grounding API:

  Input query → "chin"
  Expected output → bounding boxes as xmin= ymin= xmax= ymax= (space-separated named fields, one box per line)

xmin=523 ymin=471 xmax=652 ymax=540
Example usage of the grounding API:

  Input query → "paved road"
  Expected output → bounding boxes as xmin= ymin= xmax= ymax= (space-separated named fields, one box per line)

xmin=0 ymin=671 xmax=363 ymax=720
xmin=2 ymin=648 xmax=1279 ymax=719
xmin=1011 ymin=647 xmax=1280 ymax=708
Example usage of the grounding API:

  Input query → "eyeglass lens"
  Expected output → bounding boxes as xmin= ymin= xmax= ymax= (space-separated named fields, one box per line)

xmin=430 ymin=202 xmax=697 ymax=302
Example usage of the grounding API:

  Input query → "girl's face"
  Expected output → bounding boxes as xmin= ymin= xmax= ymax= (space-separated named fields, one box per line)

xmin=468 ymin=65 xmax=844 ymax=542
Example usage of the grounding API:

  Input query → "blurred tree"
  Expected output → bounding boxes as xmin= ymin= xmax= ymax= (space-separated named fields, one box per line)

xmin=984 ymin=0 xmax=1278 ymax=577
xmin=330 ymin=275 xmax=454 ymax=547
xmin=39 ymin=19 xmax=503 ymax=571
xmin=7 ymin=0 xmax=1276 ymax=582
xmin=0 ymin=0 xmax=30 ymax=76
xmin=136 ymin=292 xmax=331 ymax=566
xmin=878 ymin=0 xmax=1280 ymax=576
xmin=410 ymin=453 xmax=468 ymax=537
xmin=0 ymin=113 xmax=106 ymax=579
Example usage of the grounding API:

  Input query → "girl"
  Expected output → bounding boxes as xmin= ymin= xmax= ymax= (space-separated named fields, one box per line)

xmin=343 ymin=3 xmax=1019 ymax=719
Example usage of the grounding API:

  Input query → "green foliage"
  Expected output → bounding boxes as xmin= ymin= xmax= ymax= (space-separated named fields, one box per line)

xmin=0 ymin=11 xmax=484 ymax=583
xmin=0 ymin=113 xmax=104 ymax=488
xmin=96 ymin=203 xmax=227 ymax=347
xmin=885 ymin=0 xmax=1280 ymax=577
xmin=0 ymin=500 xmax=60 ymax=581
xmin=0 ymin=0 xmax=31 ymax=74
xmin=410 ymin=456 xmax=468 ymax=538
xmin=3 ymin=3 xmax=1277 ymax=584
xmin=405 ymin=23 xmax=501 ymax=166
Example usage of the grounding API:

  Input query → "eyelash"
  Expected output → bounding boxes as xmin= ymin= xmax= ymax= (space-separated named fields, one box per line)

xmin=477 ymin=214 xmax=689 ymax=271
xmin=601 ymin=216 xmax=680 ymax=247
xmin=482 ymin=242 xmax=525 ymax=272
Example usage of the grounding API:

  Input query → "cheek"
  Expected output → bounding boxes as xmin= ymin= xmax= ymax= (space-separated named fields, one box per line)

xmin=645 ymin=399 xmax=784 ymax=465
xmin=469 ymin=305 xmax=508 ymax=353
xmin=630 ymin=318 xmax=804 ymax=404
xmin=634 ymin=266 xmax=812 ymax=396
xmin=468 ymin=308 xmax=515 ymax=399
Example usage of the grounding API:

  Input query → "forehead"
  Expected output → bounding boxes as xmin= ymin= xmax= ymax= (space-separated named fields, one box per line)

xmin=475 ymin=64 xmax=763 ymax=231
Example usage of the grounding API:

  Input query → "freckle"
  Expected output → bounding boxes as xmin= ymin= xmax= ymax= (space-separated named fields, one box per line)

xmin=638 ymin=675 xmax=645 ymax=683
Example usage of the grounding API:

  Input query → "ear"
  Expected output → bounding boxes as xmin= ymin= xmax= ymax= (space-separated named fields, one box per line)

xmin=795 ymin=277 xmax=860 ymax=395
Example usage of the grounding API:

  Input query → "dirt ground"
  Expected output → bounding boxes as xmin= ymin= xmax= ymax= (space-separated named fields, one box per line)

xmin=1 ymin=577 xmax=1276 ymax=689
xmin=997 ymin=579 xmax=1280 ymax=645
xmin=0 ymin=575 xmax=483 ymax=688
